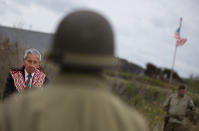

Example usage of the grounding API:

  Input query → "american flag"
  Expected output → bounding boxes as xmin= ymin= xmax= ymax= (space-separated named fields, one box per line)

xmin=175 ymin=17 xmax=187 ymax=47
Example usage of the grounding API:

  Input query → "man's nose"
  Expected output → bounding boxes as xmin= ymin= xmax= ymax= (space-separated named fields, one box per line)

xmin=29 ymin=62 xmax=35 ymax=67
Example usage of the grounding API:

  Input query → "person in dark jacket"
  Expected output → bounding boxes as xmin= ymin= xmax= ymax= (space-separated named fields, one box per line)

xmin=2 ymin=48 xmax=48 ymax=100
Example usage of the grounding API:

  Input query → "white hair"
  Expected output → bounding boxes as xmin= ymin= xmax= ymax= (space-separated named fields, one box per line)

xmin=24 ymin=48 xmax=42 ymax=61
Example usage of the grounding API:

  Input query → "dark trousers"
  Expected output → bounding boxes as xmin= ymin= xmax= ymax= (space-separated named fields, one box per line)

xmin=164 ymin=122 xmax=187 ymax=131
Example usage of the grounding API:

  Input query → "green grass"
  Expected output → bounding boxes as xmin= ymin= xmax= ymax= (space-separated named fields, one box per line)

xmin=106 ymin=71 xmax=177 ymax=89
xmin=187 ymin=79 xmax=199 ymax=94
xmin=107 ymin=71 xmax=199 ymax=131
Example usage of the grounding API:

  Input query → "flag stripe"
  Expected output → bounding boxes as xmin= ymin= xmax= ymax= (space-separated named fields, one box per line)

xmin=174 ymin=18 xmax=187 ymax=47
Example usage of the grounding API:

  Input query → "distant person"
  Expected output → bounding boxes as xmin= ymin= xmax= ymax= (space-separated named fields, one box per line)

xmin=163 ymin=85 xmax=196 ymax=131
xmin=2 ymin=48 xmax=48 ymax=100
xmin=0 ymin=10 xmax=148 ymax=131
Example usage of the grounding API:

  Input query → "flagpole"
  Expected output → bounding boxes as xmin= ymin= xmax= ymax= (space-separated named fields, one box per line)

xmin=168 ymin=17 xmax=183 ymax=90
xmin=168 ymin=45 xmax=177 ymax=89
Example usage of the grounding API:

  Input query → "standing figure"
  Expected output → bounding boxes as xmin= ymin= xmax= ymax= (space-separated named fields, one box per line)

xmin=163 ymin=85 xmax=196 ymax=131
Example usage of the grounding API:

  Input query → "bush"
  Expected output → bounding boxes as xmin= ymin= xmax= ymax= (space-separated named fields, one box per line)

xmin=0 ymin=39 xmax=24 ymax=96
xmin=108 ymin=72 xmax=199 ymax=131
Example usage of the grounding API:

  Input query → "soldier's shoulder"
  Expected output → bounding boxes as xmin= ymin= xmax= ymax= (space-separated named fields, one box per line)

xmin=105 ymin=94 xmax=149 ymax=130
xmin=169 ymin=93 xmax=177 ymax=98
xmin=184 ymin=94 xmax=193 ymax=100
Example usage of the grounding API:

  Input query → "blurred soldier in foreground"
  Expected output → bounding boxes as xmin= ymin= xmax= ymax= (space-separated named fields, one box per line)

xmin=163 ymin=85 xmax=196 ymax=131
xmin=2 ymin=48 xmax=48 ymax=100
xmin=0 ymin=10 xmax=148 ymax=131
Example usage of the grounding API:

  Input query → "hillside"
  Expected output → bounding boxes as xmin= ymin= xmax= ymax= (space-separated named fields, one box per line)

xmin=106 ymin=71 xmax=199 ymax=131
xmin=0 ymin=40 xmax=199 ymax=131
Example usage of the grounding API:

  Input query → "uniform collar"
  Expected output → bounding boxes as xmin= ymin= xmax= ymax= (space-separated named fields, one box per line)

xmin=174 ymin=93 xmax=186 ymax=99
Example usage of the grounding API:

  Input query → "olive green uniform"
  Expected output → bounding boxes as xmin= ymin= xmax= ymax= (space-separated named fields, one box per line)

xmin=0 ymin=73 xmax=148 ymax=131
xmin=163 ymin=93 xmax=195 ymax=131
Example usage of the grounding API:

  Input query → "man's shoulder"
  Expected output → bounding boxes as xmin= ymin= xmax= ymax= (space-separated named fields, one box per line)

xmin=169 ymin=93 xmax=178 ymax=98
xmin=36 ymin=68 xmax=47 ymax=77
xmin=9 ymin=66 xmax=24 ymax=73
xmin=184 ymin=94 xmax=193 ymax=101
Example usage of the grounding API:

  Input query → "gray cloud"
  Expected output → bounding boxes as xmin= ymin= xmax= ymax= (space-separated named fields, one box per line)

xmin=12 ymin=0 xmax=83 ymax=13
xmin=0 ymin=0 xmax=199 ymax=78
xmin=0 ymin=1 xmax=22 ymax=15
xmin=0 ymin=1 xmax=6 ymax=14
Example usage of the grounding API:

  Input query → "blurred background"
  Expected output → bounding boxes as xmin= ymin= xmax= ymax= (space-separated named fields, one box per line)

xmin=0 ymin=0 xmax=199 ymax=130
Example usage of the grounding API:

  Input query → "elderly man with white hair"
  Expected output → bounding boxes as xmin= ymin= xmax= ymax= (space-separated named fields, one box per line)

xmin=2 ymin=48 xmax=48 ymax=100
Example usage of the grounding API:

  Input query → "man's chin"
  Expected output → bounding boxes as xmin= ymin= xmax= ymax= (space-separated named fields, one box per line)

xmin=27 ymin=69 xmax=36 ymax=74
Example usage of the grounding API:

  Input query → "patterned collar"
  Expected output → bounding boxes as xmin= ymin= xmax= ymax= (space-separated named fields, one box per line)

xmin=10 ymin=69 xmax=46 ymax=92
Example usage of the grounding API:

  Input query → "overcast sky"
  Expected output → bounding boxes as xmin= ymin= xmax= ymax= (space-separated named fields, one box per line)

xmin=0 ymin=0 xmax=199 ymax=78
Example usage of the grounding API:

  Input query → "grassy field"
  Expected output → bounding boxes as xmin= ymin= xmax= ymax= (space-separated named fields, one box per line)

xmin=106 ymin=71 xmax=199 ymax=131
xmin=1 ymin=41 xmax=199 ymax=131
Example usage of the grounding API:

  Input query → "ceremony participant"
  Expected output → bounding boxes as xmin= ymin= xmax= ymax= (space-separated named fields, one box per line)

xmin=2 ymin=48 xmax=48 ymax=100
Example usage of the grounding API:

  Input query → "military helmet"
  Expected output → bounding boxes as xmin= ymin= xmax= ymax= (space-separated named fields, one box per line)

xmin=178 ymin=85 xmax=187 ymax=90
xmin=49 ymin=10 xmax=119 ymax=69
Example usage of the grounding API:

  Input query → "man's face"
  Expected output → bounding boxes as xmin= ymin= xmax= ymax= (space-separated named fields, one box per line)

xmin=178 ymin=88 xmax=186 ymax=97
xmin=23 ymin=54 xmax=40 ymax=74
